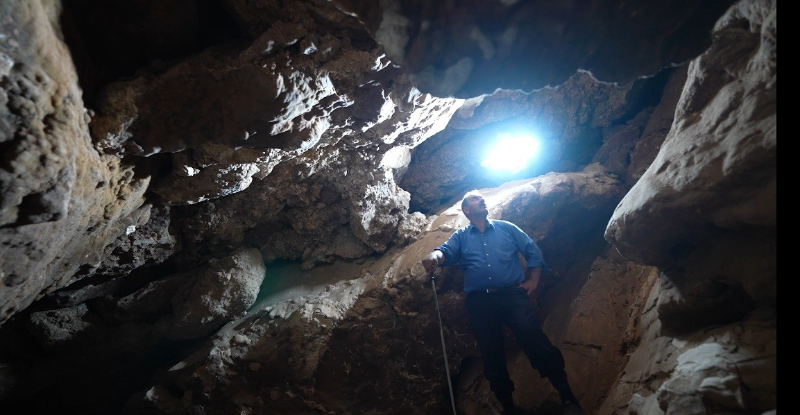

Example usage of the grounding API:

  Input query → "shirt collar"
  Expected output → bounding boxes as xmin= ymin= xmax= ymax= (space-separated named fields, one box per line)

xmin=468 ymin=219 xmax=495 ymax=232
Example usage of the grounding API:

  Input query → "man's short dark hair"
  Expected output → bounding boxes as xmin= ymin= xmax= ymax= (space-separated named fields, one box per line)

xmin=461 ymin=190 xmax=482 ymax=210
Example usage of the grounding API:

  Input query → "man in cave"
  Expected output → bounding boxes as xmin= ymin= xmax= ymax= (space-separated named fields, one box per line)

xmin=421 ymin=190 xmax=585 ymax=415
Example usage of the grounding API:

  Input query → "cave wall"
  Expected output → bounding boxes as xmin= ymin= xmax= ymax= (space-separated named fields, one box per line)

xmin=0 ymin=0 xmax=151 ymax=324
xmin=0 ymin=0 xmax=775 ymax=414
xmin=602 ymin=1 xmax=776 ymax=412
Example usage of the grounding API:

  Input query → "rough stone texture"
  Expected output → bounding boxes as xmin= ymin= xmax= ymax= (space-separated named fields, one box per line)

xmin=656 ymin=321 xmax=776 ymax=414
xmin=605 ymin=0 xmax=776 ymax=303
xmin=0 ymin=0 xmax=150 ymax=324
xmin=600 ymin=3 xmax=776 ymax=412
xmin=166 ymin=247 xmax=266 ymax=339
xmin=394 ymin=210 xmax=427 ymax=245
xmin=110 ymin=274 xmax=186 ymax=324
xmin=120 ymin=264 xmax=373 ymax=415
xmin=0 ymin=0 xmax=776 ymax=414
xmin=331 ymin=0 xmax=737 ymax=97
xmin=532 ymin=250 xmax=659 ymax=411
xmin=46 ymin=203 xmax=177 ymax=309
xmin=92 ymin=204 xmax=176 ymax=280
xmin=597 ymin=276 xmax=776 ymax=415
xmin=596 ymin=277 xmax=681 ymax=415
xmin=592 ymin=65 xmax=689 ymax=189
xmin=25 ymin=303 xmax=101 ymax=348
xmin=626 ymin=66 xmax=690 ymax=187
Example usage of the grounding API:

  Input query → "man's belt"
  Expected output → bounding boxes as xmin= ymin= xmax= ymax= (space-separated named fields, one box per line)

xmin=483 ymin=286 xmax=520 ymax=294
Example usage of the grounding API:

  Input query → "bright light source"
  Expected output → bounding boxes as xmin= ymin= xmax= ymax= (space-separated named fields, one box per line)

xmin=481 ymin=133 xmax=541 ymax=173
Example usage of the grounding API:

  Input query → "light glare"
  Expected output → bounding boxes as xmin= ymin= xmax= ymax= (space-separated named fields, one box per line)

xmin=481 ymin=134 xmax=540 ymax=173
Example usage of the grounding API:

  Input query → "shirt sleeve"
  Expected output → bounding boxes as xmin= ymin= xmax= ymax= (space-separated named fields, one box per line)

xmin=436 ymin=229 xmax=463 ymax=267
xmin=506 ymin=221 xmax=546 ymax=269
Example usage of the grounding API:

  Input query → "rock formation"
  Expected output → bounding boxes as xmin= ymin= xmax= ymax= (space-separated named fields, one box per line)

xmin=0 ymin=0 xmax=775 ymax=414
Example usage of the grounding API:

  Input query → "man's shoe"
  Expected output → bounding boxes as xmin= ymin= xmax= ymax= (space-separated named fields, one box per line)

xmin=562 ymin=400 xmax=586 ymax=415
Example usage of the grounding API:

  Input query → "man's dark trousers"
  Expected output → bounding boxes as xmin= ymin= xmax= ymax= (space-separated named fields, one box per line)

xmin=465 ymin=286 xmax=568 ymax=400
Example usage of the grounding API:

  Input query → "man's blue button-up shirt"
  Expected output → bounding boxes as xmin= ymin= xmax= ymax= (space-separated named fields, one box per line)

xmin=436 ymin=219 xmax=546 ymax=293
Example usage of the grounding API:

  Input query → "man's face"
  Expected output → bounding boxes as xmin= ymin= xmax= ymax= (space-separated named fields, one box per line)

xmin=463 ymin=194 xmax=488 ymax=218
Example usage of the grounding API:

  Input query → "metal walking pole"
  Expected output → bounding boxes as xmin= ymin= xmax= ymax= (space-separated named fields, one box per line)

xmin=430 ymin=271 xmax=457 ymax=415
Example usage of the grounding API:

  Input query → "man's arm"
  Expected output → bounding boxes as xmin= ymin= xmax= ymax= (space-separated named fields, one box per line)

xmin=518 ymin=266 xmax=541 ymax=296
xmin=510 ymin=223 xmax=548 ymax=273
xmin=422 ymin=250 xmax=445 ymax=274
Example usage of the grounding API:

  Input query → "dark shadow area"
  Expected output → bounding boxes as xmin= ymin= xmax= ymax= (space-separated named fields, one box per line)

xmin=60 ymin=0 xmax=245 ymax=105
xmin=0 ymin=316 xmax=206 ymax=415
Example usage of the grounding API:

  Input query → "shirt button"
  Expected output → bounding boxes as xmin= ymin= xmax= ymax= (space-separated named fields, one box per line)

xmin=488 ymin=264 xmax=491 ymax=267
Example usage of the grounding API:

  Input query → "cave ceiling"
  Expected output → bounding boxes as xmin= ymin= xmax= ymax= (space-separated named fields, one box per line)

xmin=61 ymin=0 xmax=733 ymax=277
xmin=0 ymin=0 xmax=776 ymax=414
